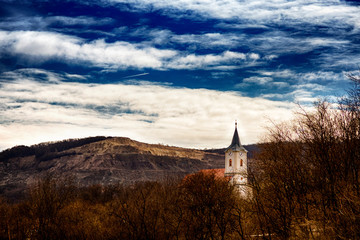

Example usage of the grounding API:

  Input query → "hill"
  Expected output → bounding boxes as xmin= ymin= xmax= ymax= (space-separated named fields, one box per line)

xmin=0 ymin=136 xmax=259 ymax=199
xmin=0 ymin=137 xmax=222 ymax=199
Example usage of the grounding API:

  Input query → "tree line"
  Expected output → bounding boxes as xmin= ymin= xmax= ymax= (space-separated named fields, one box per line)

xmin=0 ymin=136 xmax=109 ymax=162
xmin=0 ymin=172 xmax=253 ymax=240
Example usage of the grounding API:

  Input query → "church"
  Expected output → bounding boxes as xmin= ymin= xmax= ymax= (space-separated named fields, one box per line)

xmin=198 ymin=121 xmax=251 ymax=197
xmin=224 ymin=121 xmax=251 ymax=197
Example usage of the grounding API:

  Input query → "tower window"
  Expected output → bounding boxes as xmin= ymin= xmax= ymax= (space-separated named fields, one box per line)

xmin=229 ymin=159 xmax=232 ymax=167
xmin=240 ymin=159 xmax=243 ymax=167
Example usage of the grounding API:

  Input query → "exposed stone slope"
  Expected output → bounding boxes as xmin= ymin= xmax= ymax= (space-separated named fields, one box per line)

xmin=0 ymin=137 xmax=224 ymax=199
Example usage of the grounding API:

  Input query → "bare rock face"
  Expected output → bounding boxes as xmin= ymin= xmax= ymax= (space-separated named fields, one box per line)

xmin=0 ymin=137 xmax=224 ymax=199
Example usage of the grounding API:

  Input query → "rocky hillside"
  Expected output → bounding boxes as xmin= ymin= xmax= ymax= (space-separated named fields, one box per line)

xmin=0 ymin=137 xmax=227 ymax=199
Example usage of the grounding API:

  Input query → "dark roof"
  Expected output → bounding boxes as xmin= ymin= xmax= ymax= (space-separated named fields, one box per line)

xmin=225 ymin=124 xmax=247 ymax=152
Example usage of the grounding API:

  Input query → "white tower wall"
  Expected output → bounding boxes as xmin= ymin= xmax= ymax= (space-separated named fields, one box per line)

xmin=224 ymin=121 xmax=251 ymax=197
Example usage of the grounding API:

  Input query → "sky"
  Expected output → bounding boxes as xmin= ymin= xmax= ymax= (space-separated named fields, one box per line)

xmin=0 ymin=0 xmax=359 ymax=150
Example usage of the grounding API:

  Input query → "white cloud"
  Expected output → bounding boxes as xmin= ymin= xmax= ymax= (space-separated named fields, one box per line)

xmin=244 ymin=69 xmax=345 ymax=102
xmin=256 ymin=69 xmax=296 ymax=78
xmin=240 ymin=76 xmax=289 ymax=88
xmin=170 ymin=32 xmax=245 ymax=48
xmin=243 ymin=76 xmax=273 ymax=85
xmin=105 ymin=1 xmax=358 ymax=63
xmin=254 ymin=69 xmax=346 ymax=84
xmin=291 ymin=89 xmax=319 ymax=103
xmin=215 ymin=23 xmax=269 ymax=30
xmin=47 ymin=16 xmax=114 ymax=26
xmin=0 ymin=68 xmax=64 ymax=83
xmin=314 ymin=52 xmax=360 ymax=69
xmin=166 ymin=51 xmax=248 ymax=69
xmin=0 ymin=69 xmax=295 ymax=150
xmin=272 ymin=82 xmax=289 ymax=88
xmin=0 ymin=31 xmax=176 ymax=69
xmin=306 ymin=37 xmax=349 ymax=47
xmin=260 ymin=80 xmax=339 ymax=103
xmin=246 ymin=31 xmax=351 ymax=56
xmin=296 ymin=83 xmax=326 ymax=92
xmin=0 ymin=30 xmax=261 ymax=70
xmin=0 ymin=16 xmax=113 ymax=31
xmin=261 ymin=89 xmax=320 ymax=103
xmin=298 ymin=72 xmax=344 ymax=83
xmin=111 ymin=0 xmax=360 ymax=32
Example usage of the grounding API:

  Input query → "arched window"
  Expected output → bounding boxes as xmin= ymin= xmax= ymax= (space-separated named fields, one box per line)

xmin=229 ymin=159 xmax=232 ymax=167
xmin=240 ymin=159 xmax=243 ymax=166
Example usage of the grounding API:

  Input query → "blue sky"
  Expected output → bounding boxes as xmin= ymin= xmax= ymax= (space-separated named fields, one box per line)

xmin=0 ymin=0 xmax=359 ymax=150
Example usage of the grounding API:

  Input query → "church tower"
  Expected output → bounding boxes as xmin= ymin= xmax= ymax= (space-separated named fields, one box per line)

xmin=225 ymin=121 xmax=249 ymax=196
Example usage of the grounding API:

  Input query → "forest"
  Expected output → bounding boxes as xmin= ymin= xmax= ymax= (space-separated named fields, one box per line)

xmin=0 ymin=73 xmax=359 ymax=240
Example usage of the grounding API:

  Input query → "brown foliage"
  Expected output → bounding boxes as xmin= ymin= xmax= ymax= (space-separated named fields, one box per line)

xmin=251 ymin=90 xmax=360 ymax=238
xmin=0 ymin=173 xmax=253 ymax=240
xmin=180 ymin=171 xmax=237 ymax=240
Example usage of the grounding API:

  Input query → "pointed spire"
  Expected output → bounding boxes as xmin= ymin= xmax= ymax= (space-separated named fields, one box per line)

xmin=226 ymin=120 xmax=247 ymax=152
xmin=231 ymin=120 xmax=241 ymax=146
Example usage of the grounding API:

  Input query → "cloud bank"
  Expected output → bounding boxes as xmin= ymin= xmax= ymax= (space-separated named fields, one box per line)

xmin=0 ymin=69 xmax=294 ymax=150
